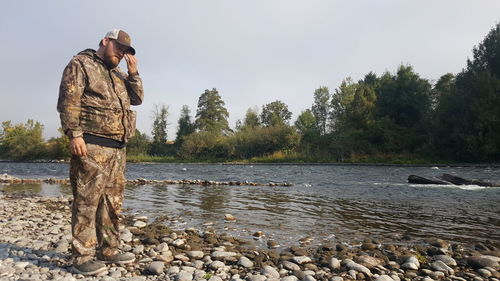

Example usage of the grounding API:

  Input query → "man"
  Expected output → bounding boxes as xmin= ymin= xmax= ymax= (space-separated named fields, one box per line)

xmin=57 ymin=29 xmax=144 ymax=276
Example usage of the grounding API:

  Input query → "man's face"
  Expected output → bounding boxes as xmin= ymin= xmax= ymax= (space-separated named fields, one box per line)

xmin=103 ymin=39 xmax=129 ymax=68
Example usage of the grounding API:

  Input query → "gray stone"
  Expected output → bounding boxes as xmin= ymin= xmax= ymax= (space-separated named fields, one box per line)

xmin=343 ymin=259 xmax=372 ymax=277
xmin=303 ymin=276 xmax=316 ymax=281
xmin=173 ymin=239 xmax=186 ymax=247
xmin=405 ymin=256 xmax=420 ymax=268
xmin=329 ymin=258 xmax=341 ymax=270
xmin=330 ymin=277 xmax=343 ymax=281
xmin=281 ymin=276 xmax=298 ymax=281
xmin=374 ymin=275 xmax=394 ymax=281
xmin=355 ymin=255 xmax=383 ymax=268
xmin=180 ymin=266 xmax=196 ymax=272
xmin=148 ymin=261 xmax=165 ymax=275
xmin=292 ymin=256 xmax=312 ymax=264
xmin=133 ymin=221 xmax=147 ymax=228
xmin=156 ymin=254 xmax=174 ymax=263
xmin=175 ymin=254 xmax=190 ymax=262
xmin=133 ymin=245 xmax=145 ymax=254
xmin=434 ymin=255 xmax=457 ymax=266
xmin=401 ymin=262 xmax=419 ymax=270
xmin=168 ymin=266 xmax=181 ymax=274
xmin=127 ymin=277 xmax=147 ymax=281
xmin=262 ymin=265 xmax=280 ymax=279
xmin=429 ymin=271 xmax=445 ymax=279
xmin=238 ymin=256 xmax=254 ymax=268
xmin=187 ymin=251 xmax=204 ymax=259
xmin=478 ymin=268 xmax=492 ymax=277
xmin=54 ymin=240 xmax=69 ymax=253
xmin=210 ymin=261 xmax=226 ymax=270
xmin=209 ymin=276 xmax=223 ymax=281
xmin=14 ymin=261 xmax=29 ymax=269
xmin=211 ymin=251 xmax=238 ymax=259
xmin=120 ymin=229 xmax=133 ymax=242
xmin=247 ymin=275 xmax=267 ymax=281
xmin=192 ymin=260 xmax=205 ymax=269
xmin=282 ymin=260 xmax=301 ymax=271
xmin=177 ymin=272 xmax=194 ymax=281
xmin=431 ymin=260 xmax=454 ymax=275
xmin=155 ymin=242 xmax=170 ymax=252
xmin=467 ymin=255 xmax=499 ymax=270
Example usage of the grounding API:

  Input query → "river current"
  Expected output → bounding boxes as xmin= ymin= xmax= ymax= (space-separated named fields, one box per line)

xmin=1 ymin=162 xmax=499 ymax=247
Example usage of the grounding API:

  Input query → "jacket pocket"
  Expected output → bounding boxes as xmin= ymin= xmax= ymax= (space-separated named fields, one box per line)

xmin=80 ymin=106 xmax=123 ymax=136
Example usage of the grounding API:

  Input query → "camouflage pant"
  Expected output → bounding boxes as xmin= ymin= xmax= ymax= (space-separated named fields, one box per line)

xmin=70 ymin=143 xmax=126 ymax=265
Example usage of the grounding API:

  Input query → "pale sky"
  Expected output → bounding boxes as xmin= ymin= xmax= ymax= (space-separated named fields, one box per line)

xmin=1 ymin=1 xmax=499 ymax=140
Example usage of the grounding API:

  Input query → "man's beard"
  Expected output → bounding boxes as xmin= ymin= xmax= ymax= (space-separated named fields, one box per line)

xmin=103 ymin=51 xmax=120 ymax=69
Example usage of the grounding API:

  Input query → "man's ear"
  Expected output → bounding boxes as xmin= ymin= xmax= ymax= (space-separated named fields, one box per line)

xmin=101 ymin=38 xmax=110 ymax=46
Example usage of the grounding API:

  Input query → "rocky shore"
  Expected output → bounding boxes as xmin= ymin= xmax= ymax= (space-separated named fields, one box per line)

xmin=0 ymin=174 xmax=293 ymax=187
xmin=0 ymin=194 xmax=499 ymax=281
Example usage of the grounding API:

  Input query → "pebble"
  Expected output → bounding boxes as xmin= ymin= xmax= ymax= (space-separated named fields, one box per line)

xmin=282 ymin=260 xmax=301 ymax=271
xmin=467 ymin=255 xmax=500 ymax=269
xmin=176 ymin=271 xmax=194 ymax=281
xmin=148 ymin=261 xmax=165 ymax=275
xmin=292 ymin=256 xmax=312 ymax=264
xmin=329 ymin=258 xmax=341 ymax=270
xmin=343 ymin=259 xmax=372 ymax=277
xmin=431 ymin=260 xmax=454 ymax=275
xmin=238 ymin=256 xmax=254 ymax=268
xmin=303 ymin=275 xmax=316 ymax=281
xmin=210 ymin=260 xmax=226 ymax=270
xmin=434 ymin=254 xmax=457 ymax=266
xmin=187 ymin=251 xmax=204 ymax=259
xmin=224 ymin=214 xmax=236 ymax=221
xmin=133 ymin=221 xmax=147 ymax=228
xmin=211 ymin=251 xmax=238 ymax=259
xmin=262 ymin=265 xmax=280 ymax=278
xmin=281 ymin=276 xmax=298 ymax=281
xmin=374 ymin=275 xmax=394 ymax=281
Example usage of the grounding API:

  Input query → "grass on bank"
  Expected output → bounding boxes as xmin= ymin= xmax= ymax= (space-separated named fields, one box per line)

xmin=125 ymin=151 xmax=444 ymax=165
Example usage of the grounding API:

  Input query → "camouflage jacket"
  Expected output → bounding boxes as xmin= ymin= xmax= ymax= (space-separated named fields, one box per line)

xmin=57 ymin=49 xmax=144 ymax=143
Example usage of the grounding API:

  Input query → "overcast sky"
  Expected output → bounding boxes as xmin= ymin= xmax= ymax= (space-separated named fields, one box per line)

xmin=1 ymin=1 xmax=499 ymax=140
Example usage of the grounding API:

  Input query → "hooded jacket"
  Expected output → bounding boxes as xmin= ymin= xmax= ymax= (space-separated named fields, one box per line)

xmin=57 ymin=49 xmax=143 ymax=143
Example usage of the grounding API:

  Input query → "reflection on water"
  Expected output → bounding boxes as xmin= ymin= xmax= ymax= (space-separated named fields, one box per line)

xmin=1 ymin=163 xmax=499 ymax=246
xmin=1 ymin=183 xmax=72 ymax=197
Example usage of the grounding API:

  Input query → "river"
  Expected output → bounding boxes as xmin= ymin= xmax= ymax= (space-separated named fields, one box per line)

xmin=1 ymin=162 xmax=499 ymax=247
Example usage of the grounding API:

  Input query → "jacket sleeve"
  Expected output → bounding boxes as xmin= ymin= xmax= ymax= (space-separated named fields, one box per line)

xmin=126 ymin=73 xmax=144 ymax=105
xmin=56 ymin=58 xmax=86 ymax=138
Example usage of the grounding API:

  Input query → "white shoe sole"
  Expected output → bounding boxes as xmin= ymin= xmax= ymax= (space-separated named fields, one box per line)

xmin=71 ymin=265 xmax=108 ymax=276
xmin=101 ymin=257 xmax=135 ymax=264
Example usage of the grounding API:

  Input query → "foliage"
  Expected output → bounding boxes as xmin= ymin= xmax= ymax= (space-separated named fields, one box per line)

xmin=44 ymin=128 xmax=70 ymax=160
xmin=231 ymin=124 xmax=300 ymax=159
xmin=175 ymin=105 xmax=196 ymax=146
xmin=432 ymin=23 xmax=500 ymax=161
xmin=294 ymin=109 xmax=316 ymax=136
xmin=311 ymin=86 xmax=330 ymax=135
xmin=127 ymin=129 xmax=151 ymax=156
xmin=178 ymin=131 xmax=232 ymax=160
xmin=0 ymin=120 xmax=46 ymax=161
xmin=150 ymin=104 xmax=170 ymax=156
xmin=240 ymin=107 xmax=261 ymax=129
xmin=195 ymin=88 xmax=230 ymax=135
xmin=260 ymin=100 xmax=292 ymax=127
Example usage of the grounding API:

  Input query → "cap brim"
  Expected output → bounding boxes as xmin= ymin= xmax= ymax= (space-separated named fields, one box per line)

xmin=115 ymin=40 xmax=136 ymax=55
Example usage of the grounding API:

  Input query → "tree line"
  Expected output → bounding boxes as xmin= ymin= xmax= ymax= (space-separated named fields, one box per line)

xmin=1 ymin=23 xmax=499 ymax=163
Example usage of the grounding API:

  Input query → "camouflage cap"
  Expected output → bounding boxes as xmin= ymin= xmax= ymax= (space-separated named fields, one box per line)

xmin=104 ymin=29 xmax=136 ymax=55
